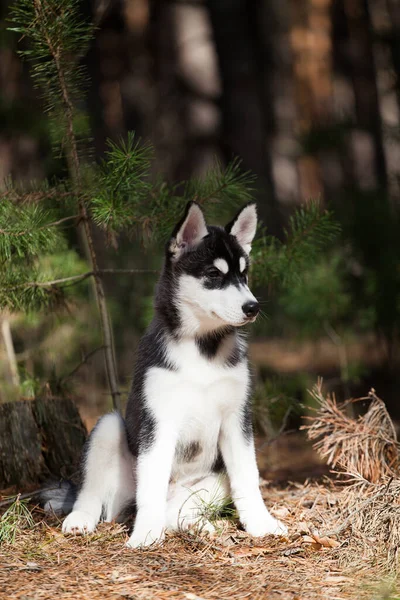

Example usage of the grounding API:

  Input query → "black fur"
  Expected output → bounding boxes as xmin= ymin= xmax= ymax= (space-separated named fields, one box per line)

xmin=195 ymin=327 xmax=232 ymax=359
xmin=125 ymin=318 xmax=176 ymax=457
xmin=42 ymin=202 xmax=258 ymax=522
xmin=124 ymin=204 xmax=254 ymax=459
xmin=176 ymin=441 xmax=202 ymax=462
xmin=174 ymin=225 xmax=248 ymax=292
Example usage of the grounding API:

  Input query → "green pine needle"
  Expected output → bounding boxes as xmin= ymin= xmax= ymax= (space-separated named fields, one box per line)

xmin=90 ymin=141 xmax=257 ymax=242
xmin=0 ymin=200 xmax=64 ymax=261
xmin=9 ymin=0 xmax=93 ymax=114
xmin=0 ymin=496 xmax=35 ymax=545
xmin=251 ymin=201 xmax=341 ymax=289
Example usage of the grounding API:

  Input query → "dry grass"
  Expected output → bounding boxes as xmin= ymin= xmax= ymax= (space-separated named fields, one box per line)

xmin=0 ymin=481 xmax=398 ymax=600
xmin=303 ymin=381 xmax=400 ymax=576
xmin=2 ymin=382 xmax=400 ymax=599
xmin=303 ymin=382 xmax=399 ymax=483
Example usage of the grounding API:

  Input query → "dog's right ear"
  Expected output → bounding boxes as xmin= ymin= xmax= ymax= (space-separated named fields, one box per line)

xmin=168 ymin=201 xmax=208 ymax=260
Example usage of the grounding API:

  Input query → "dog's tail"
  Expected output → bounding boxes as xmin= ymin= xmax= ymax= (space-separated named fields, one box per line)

xmin=40 ymin=480 xmax=77 ymax=515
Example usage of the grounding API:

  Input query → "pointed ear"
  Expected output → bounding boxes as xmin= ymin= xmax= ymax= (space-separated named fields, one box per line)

xmin=226 ymin=203 xmax=258 ymax=254
xmin=169 ymin=201 xmax=208 ymax=260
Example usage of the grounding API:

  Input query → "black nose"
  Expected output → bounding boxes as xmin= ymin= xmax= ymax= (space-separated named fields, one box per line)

xmin=242 ymin=301 xmax=260 ymax=318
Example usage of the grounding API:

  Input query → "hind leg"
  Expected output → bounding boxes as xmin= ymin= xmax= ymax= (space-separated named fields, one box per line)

xmin=166 ymin=473 xmax=230 ymax=533
xmin=63 ymin=412 xmax=135 ymax=535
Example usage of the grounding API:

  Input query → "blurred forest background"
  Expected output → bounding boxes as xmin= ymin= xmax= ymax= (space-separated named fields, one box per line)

xmin=1 ymin=0 xmax=400 ymax=459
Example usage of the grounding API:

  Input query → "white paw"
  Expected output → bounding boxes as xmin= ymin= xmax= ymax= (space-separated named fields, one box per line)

xmin=126 ymin=520 xmax=165 ymax=548
xmin=245 ymin=514 xmax=288 ymax=537
xmin=62 ymin=510 xmax=97 ymax=535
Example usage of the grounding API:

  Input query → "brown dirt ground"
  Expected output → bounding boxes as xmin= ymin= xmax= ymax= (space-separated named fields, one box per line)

xmin=1 ymin=480 xmax=398 ymax=600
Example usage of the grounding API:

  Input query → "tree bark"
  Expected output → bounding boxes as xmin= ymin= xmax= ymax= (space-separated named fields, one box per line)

xmin=342 ymin=0 xmax=387 ymax=190
xmin=0 ymin=397 xmax=86 ymax=489
xmin=206 ymin=0 xmax=283 ymax=237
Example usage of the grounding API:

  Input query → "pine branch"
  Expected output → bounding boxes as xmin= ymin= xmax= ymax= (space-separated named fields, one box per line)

xmin=91 ymin=146 xmax=256 ymax=243
xmin=10 ymin=0 xmax=121 ymax=409
xmin=0 ymin=201 xmax=66 ymax=260
xmin=251 ymin=202 xmax=341 ymax=289
xmin=1 ymin=189 xmax=77 ymax=204
xmin=188 ymin=158 xmax=256 ymax=208
xmin=0 ymin=214 xmax=78 ymax=237
xmin=4 ymin=269 xmax=157 ymax=291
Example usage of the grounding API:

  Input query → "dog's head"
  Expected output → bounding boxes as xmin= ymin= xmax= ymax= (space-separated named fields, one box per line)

xmin=165 ymin=201 xmax=260 ymax=334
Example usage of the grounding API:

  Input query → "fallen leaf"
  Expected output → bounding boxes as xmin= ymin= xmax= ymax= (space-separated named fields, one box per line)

xmin=272 ymin=506 xmax=290 ymax=519
xmin=297 ymin=521 xmax=310 ymax=534
xmin=315 ymin=535 xmax=340 ymax=548
xmin=300 ymin=536 xmax=322 ymax=551
xmin=301 ymin=535 xmax=316 ymax=544
xmin=309 ymin=529 xmax=340 ymax=548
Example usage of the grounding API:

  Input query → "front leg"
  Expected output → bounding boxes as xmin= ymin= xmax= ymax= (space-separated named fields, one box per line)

xmin=219 ymin=409 xmax=287 ymax=537
xmin=127 ymin=424 xmax=177 ymax=548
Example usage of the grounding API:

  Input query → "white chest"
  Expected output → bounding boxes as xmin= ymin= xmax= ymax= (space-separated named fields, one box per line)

xmin=145 ymin=338 xmax=249 ymax=417
xmin=143 ymin=337 xmax=249 ymax=479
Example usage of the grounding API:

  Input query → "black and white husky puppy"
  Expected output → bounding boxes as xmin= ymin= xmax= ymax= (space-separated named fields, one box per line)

xmin=60 ymin=202 xmax=287 ymax=547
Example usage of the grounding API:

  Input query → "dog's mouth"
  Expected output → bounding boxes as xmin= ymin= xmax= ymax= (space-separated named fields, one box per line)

xmin=210 ymin=311 xmax=258 ymax=326
xmin=237 ymin=316 xmax=258 ymax=326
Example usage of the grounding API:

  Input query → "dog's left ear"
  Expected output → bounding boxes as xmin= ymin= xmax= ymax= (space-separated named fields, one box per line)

xmin=169 ymin=201 xmax=208 ymax=260
xmin=226 ymin=203 xmax=257 ymax=255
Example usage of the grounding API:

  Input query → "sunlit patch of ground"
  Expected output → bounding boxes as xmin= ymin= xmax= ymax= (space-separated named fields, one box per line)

xmin=1 ymin=481 xmax=398 ymax=600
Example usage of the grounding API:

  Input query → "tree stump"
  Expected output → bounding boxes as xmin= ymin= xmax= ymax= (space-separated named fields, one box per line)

xmin=0 ymin=397 xmax=87 ymax=489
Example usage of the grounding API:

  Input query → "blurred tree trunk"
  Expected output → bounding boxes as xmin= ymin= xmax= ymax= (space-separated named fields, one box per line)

xmin=331 ymin=0 xmax=358 ymax=190
xmin=206 ymin=0 xmax=283 ymax=237
xmin=343 ymin=0 xmax=387 ymax=190
xmin=386 ymin=0 xmax=400 ymax=111
xmin=259 ymin=0 xmax=300 ymax=207
xmin=289 ymin=0 xmax=334 ymax=203
xmin=1 ymin=315 xmax=20 ymax=388
xmin=148 ymin=0 xmax=188 ymax=179
xmin=0 ymin=1 xmax=44 ymax=184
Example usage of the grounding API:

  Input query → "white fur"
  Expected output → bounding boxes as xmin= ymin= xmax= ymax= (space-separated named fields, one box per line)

xmin=166 ymin=473 xmax=230 ymax=532
xmin=126 ymin=335 xmax=287 ymax=547
xmin=230 ymin=204 xmax=257 ymax=255
xmin=177 ymin=274 xmax=258 ymax=332
xmin=63 ymin=204 xmax=288 ymax=548
xmin=213 ymin=258 xmax=229 ymax=274
xmin=63 ymin=413 xmax=136 ymax=535
xmin=64 ymin=339 xmax=287 ymax=547
xmin=239 ymin=257 xmax=246 ymax=272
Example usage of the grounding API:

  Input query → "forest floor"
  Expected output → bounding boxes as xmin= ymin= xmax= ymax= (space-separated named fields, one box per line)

xmin=0 ymin=479 xmax=398 ymax=600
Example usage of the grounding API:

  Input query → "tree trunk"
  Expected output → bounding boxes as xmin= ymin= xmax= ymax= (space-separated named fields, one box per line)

xmin=0 ymin=397 xmax=86 ymax=490
xmin=289 ymin=0 xmax=335 ymax=202
xmin=342 ymin=0 xmax=387 ymax=190
xmin=1 ymin=316 xmax=20 ymax=388
xmin=206 ymin=0 xmax=283 ymax=237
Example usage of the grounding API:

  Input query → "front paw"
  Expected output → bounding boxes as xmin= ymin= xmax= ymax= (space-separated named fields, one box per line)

xmin=245 ymin=513 xmax=288 ymax=537
xmin=126 ymin=519 xmax=165 ymax=548
xmin=62 ymin=510 xmax=97 ymax=535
